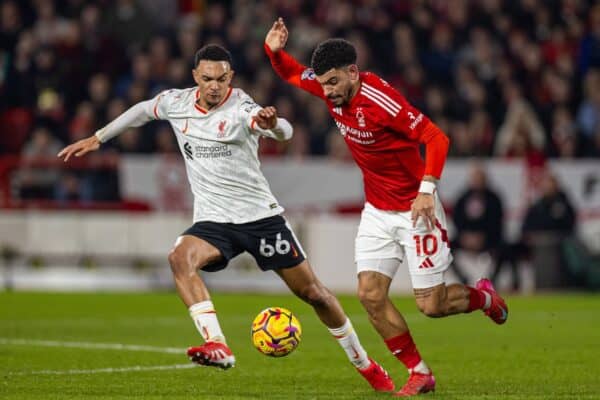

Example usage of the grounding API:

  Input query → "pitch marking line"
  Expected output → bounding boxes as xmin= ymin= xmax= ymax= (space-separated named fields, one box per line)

xmin=0 ymin=337 xmax=186 ymax=354
xmin=1 ymin=338 xmax=195 ymax=376
xmin=9 ymin=364 xmax=196 ymax=376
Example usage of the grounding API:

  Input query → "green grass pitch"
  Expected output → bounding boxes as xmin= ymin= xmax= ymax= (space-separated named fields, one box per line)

xmin=1 ymin=291 xmax=599 ymax=399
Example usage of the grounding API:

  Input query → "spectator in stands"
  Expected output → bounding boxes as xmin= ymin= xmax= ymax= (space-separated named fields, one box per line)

xmin=0 ymin=0 xmax=23 ymax=55
xmin=518 ymin=172 xmax=577 ymax=288
xmin=87 ymin=73 xmax=112 ymax=124
xmin=585 ymin=125 xmax=600 ymax=157
xmin=17 ymin=126 xmax=62 ymax=199
xmin=450 ymin=163 xmax=516 ymax=287
xmin=104 ymin=0 xmax=155 ymax=53
xmin=576 ymin=69 xmax=600 ymax=139
xmin=32 ymin=0 xmax=70 ymax=46
xmin=54 ymin=172 xmax=87 ymax=203
xmin=522 ymin=172 xmax=576 ymax=238
xmin=68 ymin=101 xmax=95 ymax=143
xmin=494 ymin=82 xmax=546 ymax=158
xmin=0 ymin=0 xmax=598 ymax=206
xmin=550 ymin=107 xmax=580 ymax=158
xmin=578 ymin=4 xmax=600 ymax=74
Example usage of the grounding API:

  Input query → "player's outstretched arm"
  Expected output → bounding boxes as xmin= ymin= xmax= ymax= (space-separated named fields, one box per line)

xmin=265 ymin=17 xmax=288 ymax=53
xmin=57 ymin=99 xmax=159 ymax=162
xmin=264 ymin=18 xmax=325 ymax=99
xmin=57 ymin=134 xmax=101 ymax=162
xmin=251 ymin=106 xmax=292 ymax=141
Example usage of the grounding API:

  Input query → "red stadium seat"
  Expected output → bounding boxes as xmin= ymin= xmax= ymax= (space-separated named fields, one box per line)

xmin=0 ymin=108 xmax=33 ymax=153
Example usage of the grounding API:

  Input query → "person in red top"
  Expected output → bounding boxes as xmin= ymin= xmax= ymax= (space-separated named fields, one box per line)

xmin=265 ymin=18 xmax=509 ymax=397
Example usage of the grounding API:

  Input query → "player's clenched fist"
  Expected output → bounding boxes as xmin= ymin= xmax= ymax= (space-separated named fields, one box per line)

xmin=265 ymin=17 xmax=288 ymax=52
xmin=252 ymin=106 xmax=278 ymax=129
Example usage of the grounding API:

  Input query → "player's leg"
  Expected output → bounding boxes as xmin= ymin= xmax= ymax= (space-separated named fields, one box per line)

xmin=412 ymin=276 xmax=473 ymax=316
xmin=275 ymin=261 xmax=344 ymax=326
xmin=246 ymin=215 xmax=393 ymax=391
xmin=412 ymin=278 xmax=507 ymax=322
xmin=357 ymin=264 xmax=434 ymax=395
xmin=405 ymin=195 xmax=508 ymax=324
xmin=357 ymin=267 xmax=409 ymax=337
xmin=168 ymin=235 xmax=221 ymax=307
xmin=276 ymin=260 xmax=394 ymax=392
xmin=168 ymin=224 xmax=239 ymax=369
xmin=355 ymin=204 xmax=435 ymax=396
xmin=353 ymin=204 xmax=434 ymax=396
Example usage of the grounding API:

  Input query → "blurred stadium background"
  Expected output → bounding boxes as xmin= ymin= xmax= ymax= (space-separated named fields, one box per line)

xmin=0 ymin=0 xmax=599 ymax=294
xmin=2 ymin=2 xmax=600 ymax=399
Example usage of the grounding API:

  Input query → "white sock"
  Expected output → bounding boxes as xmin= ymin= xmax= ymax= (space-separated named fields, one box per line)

xmin=328 ymin=318 xmax=371 ymax=370
xmin=410 ymin=360 xmax=431 ymax=374
xmin=189 ymin=300 xmax=226 ymax=343
xmin=483 ymin=292 xmax=492 ymax=310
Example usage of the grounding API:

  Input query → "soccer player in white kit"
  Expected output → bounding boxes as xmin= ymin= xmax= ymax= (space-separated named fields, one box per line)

xmin=57 ymin=44 xmax=396 ymax=392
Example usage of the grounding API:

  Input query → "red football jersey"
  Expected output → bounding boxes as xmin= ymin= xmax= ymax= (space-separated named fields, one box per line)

xmin=266 ymin=46 xmax=447 ymax=211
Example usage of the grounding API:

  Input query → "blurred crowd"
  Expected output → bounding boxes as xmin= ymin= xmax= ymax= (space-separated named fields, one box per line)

xmin=1 ymin=0 xmax=600 ymax=202
xmin=450 ymin=164 xmax=579 ymax=290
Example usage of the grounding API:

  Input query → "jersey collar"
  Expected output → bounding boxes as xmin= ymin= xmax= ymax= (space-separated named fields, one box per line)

xmin=348 ymin=81 xmax=363 ymax=109
xmin=194 ymin=87 xmax=233 ymax=114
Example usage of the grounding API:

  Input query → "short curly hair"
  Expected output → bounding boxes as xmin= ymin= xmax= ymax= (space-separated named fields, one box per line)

xmin=310 ymin=39 xmax=357 ymax=76
xmin=194 ymin=44 xmax=232 ymax=68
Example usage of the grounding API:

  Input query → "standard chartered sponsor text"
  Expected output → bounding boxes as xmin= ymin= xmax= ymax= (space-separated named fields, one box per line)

xmin=194 ymin=144 xmax=233 ymax=158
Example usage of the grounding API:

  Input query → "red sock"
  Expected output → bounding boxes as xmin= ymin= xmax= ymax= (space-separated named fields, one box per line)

xmin=384 ymin=331 xmax=422 ymax=370
xmin=466 ymin=286 xmax=486 ymax=312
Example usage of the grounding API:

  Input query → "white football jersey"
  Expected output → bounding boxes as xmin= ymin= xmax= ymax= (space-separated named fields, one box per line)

xmin=150 ymin=87 xmax=286 ymax=223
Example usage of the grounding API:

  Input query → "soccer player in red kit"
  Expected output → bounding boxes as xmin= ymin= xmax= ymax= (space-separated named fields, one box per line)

xmin=265 ymin=18 xmax=508 ymax=397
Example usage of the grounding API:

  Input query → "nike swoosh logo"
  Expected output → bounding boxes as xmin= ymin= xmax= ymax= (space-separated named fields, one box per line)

xmin=500 ymin=307 xmax=508 ymax=321
xmin=351 ymin=345 xmax=360 ymax=359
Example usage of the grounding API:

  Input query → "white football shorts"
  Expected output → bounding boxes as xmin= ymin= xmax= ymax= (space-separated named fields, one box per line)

xmin=355 ymin=194 xmax=453 ymax=289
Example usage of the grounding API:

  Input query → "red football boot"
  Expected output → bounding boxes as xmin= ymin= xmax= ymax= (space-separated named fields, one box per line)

xmin=476 ymin=278 xmax=509 ymax=325
xmin=357 ymin=357 xmax=395 ymax=392
xmin=187 ymin=341 xmax=235 ymax=369
xmin=394 ymin=371 xmax=436 ymax=397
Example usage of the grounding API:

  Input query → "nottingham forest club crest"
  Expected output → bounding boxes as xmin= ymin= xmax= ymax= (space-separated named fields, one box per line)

xmin=356 ymin=108 xmax=366 ymax=127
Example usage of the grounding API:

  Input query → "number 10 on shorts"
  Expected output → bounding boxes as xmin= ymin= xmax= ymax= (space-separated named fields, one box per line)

xmin=260 ymin=233 xmax=291 ymax=257
xmin=413 ymin=234 xmax=438 ymax=256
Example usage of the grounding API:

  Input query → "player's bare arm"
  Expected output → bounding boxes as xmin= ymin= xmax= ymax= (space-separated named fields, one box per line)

xmin=57 ymin=134 xmax=101 ymax=162
xmin=265 ymin=17 xmax=288 ymax=52
xmin=411 ymin=175 xmax=437 ymax=231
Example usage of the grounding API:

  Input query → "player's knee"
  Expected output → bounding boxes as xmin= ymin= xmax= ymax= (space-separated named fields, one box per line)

xmin=168 ymin=248 xmax=183 ymax=273
xmin=358 ymin=286 xmax=386 ymax=316
xmin=416 ymin=299 xmax=445 ymax=318
xmin=297 ymin=283 xmax=331 ymax=308
xmin=168 ymin=247 xmax=194 ymax=276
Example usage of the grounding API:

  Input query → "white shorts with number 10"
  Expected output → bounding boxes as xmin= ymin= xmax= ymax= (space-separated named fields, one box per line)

xmin=355 ymin=194 xmax=453 ymax=289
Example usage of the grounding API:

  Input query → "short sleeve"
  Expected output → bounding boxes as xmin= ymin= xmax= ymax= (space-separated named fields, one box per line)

xmin=363 ymin=75 xmax=430 ymax=141
xmin=238 ymin=91 xmax=263 ymax=129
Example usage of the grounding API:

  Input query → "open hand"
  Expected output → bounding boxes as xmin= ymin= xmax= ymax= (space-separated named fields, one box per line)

xmin=265 ymin=17 xmax=289 ymax=52
xmin=57 ymin=135 xmax=101 ymax=162
xmin=252 ymin=106 xmax=278 ymax=129
xmin=411 ymin=193 xmax=436 ymax=231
